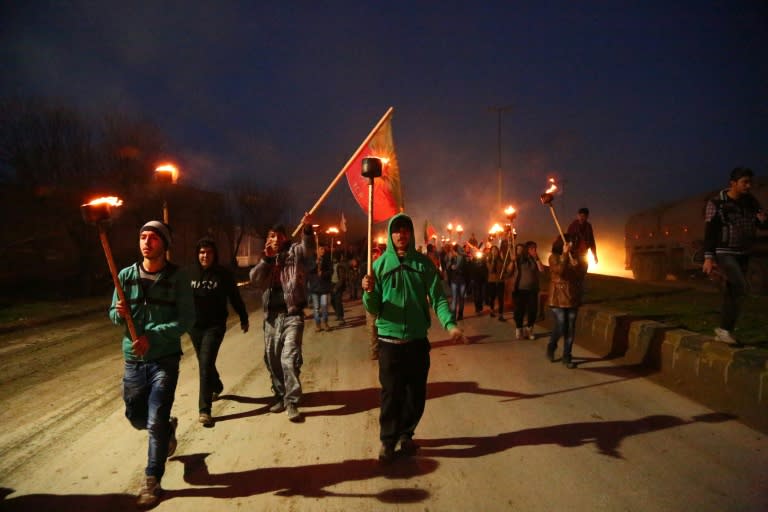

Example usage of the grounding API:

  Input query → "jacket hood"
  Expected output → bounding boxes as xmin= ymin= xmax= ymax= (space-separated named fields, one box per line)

xmin=384 ymin=213 xmax=417 ymax=258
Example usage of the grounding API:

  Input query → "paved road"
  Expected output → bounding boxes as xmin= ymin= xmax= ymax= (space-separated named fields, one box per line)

xmin=1 ymin=295 xmax=765 ymax=511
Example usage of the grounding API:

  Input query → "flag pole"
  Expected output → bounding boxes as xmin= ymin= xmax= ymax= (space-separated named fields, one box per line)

xmin=291 ymin=107 xmax=394 ymax=237
xmin=361 ymin=158 xmax=383 ymax=278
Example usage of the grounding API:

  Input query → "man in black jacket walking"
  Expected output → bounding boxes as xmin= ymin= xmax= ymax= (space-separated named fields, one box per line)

xmin=188 ymin=237 xmax=249 ymax=427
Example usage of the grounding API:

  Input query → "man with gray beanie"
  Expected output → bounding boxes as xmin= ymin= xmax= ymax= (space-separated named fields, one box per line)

xmin=109 ymin=220 xmax=195 ymax=507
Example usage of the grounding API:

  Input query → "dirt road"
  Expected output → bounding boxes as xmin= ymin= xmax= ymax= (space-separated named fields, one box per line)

xmin=1 ymin=291 xmax=766 ymax=511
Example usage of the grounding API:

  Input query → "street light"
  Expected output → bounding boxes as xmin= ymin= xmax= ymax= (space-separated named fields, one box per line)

xmin=154 ymin=163 xmax=179 ymax=260
xmin=489 ymin=105 xmax=513 ymax=210
xmin=154 ymin=163 xmax=179 ymax=224
xmin=326 ymin=226 xmax=339 ymax=259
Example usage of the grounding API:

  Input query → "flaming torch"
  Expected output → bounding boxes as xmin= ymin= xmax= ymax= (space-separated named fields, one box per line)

xmin=540 ymin=178 xmax=566 ymax=244
xmin=500 ymin=205 xmax=518 ymax=278
xmin=80 ymin=197 xmax=138 ymax=343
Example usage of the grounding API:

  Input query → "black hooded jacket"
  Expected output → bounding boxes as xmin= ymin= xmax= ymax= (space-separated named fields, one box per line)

xmin=187 ymin=238 xmax=249 ymax=329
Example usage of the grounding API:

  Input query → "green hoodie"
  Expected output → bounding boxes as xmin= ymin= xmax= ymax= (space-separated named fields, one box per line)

xmin=363 ymin=213 xmax=455 ymax=340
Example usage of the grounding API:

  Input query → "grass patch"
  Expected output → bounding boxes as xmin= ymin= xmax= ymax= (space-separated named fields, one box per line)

xmin=575 ymin=275 xmax=768 ymax=347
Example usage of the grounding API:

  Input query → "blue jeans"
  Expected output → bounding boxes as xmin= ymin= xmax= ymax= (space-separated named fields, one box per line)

xmin=548 ymin=307 xmax=578 ymax=359
xmin=311 ymin=293 xmax=329 ymax=325
xmin=264 ymin=312 xmax=304 ymax=405
xmin=716 ymin=253 xmax=749 ymax=331
xmin=123 ymin=354 xmax=180 ymax=480
xmin=190 ymin=325 xmax=225 ymax=414
xmin=450 ymin=281 xmax=466 ymax=319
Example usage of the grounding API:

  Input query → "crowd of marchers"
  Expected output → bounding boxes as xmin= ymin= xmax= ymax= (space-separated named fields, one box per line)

xmin=105 ymin=166 xmax=765 ymax=508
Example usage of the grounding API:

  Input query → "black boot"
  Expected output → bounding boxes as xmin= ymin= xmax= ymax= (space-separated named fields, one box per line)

xmin=562 ymin=354 xmax=576 ymax=369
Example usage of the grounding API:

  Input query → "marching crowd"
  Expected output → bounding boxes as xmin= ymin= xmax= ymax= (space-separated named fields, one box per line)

xmin=108 ymin=166 xmax=765 ymax=508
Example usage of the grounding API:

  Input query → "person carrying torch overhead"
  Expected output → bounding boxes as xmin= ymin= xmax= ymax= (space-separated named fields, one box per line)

xmin=109 ymin=220 xmax=195 ymax=508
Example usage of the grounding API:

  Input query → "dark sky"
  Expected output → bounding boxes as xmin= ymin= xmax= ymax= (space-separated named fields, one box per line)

xmin=3 ymin=1 xmax=767 ymax=268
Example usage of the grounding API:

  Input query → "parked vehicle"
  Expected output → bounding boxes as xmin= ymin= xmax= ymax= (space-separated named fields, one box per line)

xmin=625 ymin=178 xmax=768 ymax=293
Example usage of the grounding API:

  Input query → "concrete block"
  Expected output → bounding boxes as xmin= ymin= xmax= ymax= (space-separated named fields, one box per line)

xmin=625 ymin=320 xmax=667 ymax=366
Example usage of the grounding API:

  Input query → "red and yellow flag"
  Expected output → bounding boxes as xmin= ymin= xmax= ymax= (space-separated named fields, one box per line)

xmin=344 ymin=112 xmax=404 ymax=223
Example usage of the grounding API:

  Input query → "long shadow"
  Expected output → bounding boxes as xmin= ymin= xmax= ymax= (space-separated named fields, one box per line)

xmin=430 ymin=334 xmax=490 ymax=348
xmin=0 ymin=456 xmax=439 ymax=510
xmin=416 ymin=412 xmax=736 ymax=460
xmin=167 ymin=453 xmax=438 ymax=501
xmin=1 ymin=488 xmax=137 ymax=512
xmin=299 ymin=381 xmax=535 ymax=418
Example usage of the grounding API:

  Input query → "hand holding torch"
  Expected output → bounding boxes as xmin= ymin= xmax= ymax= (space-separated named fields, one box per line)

xmin=80 ymin=197 xmax=140 ymax=349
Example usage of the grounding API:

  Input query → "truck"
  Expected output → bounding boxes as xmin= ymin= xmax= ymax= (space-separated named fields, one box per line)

xmin=624 ymin=178 xmax=768 ymax=294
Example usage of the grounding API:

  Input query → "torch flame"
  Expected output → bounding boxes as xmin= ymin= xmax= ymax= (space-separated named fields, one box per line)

xmin=155 ymin=163 xmax=179 ymax=183
xmin=83 ymin=196 xmax=123 ymax=207
xmin=545 ymin=178 xmax=558 ymax=195
xmin=504 ymin=206 xmax=516 ymax=216
xmin=489 ymin=223 xmax=503 ymax=235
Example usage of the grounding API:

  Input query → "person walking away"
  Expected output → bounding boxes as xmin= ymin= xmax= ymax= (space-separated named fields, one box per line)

xmin=566 ymin=207 xmax=598 ymax=273
xmin=249 ymin=215 xmax=314 ymax=422
xmin=486 ymin=245 xmax=509 ymax=321
xmin=546 ymin=235 xmax=585 ymax=369
xmin=308 ymin=244 xmax=333 ymax=332
xmin=109 ymin=221 xmax=195 ymax=508
xmin=512 ymin=241 xmax=545 ymax=339
xmin=702 ymin=167 xmax=768 ymax=345
xmin=331 ymin=252 xmax=347 ymax=325
xmin=187 ymin=237 xmax=249 ymax=428
xmin=362 ymin=213 xmax=467 ymax=462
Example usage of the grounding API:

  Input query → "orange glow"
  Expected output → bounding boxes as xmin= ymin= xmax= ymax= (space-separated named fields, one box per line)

xmin=155 ymin=163 xmax=179 ymax=184
xmin=504 ymin=205 xmax=516 ymax=217
xmin=456 ymin=224 xmax=463 ymax=233
xmin=326 ymin=226 xmax=339 ymax=235
xmin=447 ymin=223 xmax=454 ymax=231
xmin=545 ymin=177 xmax=558 ymax=195
xmin=83 ymin=196 xmax=123 ymax=207
xmin=475 ymin=251 xmax=483 ymax=259
xmin=489 ymin=223 xmax=503 ymax=235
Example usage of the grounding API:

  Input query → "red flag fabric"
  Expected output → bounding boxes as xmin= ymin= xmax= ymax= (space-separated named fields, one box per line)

xmin=344 ymin=115 xmax=403 ymax=223
xmin=423 ymin=219 xmax=437 ymax=243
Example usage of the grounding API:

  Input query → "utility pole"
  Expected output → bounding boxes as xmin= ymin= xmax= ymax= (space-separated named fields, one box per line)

xmin=488 ymin=105 xmax=513 ymax=210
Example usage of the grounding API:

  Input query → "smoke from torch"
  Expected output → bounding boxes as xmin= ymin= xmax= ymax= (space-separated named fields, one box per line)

xmin=80 ymin=197 xmax=140 ymax=345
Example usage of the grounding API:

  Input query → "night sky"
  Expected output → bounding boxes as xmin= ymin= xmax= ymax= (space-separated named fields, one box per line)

xmin=3 ymin=1 xmax=767 ymax=273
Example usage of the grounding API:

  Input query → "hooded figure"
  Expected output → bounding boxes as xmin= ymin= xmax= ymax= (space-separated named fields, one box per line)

xmin=362 ymin=212 xmax=464 ymax=462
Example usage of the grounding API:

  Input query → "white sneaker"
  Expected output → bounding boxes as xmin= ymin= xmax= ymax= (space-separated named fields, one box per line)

xmin=515 ymin=328 xmax=523 ymax=339
xmin=527 ymin=328 xmax=535 ymax=340
xmin=714 ymin=328 xmax=739 ymax=345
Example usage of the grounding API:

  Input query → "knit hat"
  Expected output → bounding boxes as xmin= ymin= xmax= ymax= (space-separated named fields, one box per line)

xmin=140 ymin=220 xmax=172 ymax=248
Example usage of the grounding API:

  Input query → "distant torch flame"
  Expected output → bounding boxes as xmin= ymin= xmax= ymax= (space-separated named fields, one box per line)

xmin=155 ymin=163 xmax=179 ymax=184
xmin=504 ymin=206 xmax=516 ymax=217
xmin=545 ymin=178 xmax=558 ymax=195
xmin=84 ymin=196 xmax=123 ymax=207
xmin=489 ymin=223 xmax=503 ymax=235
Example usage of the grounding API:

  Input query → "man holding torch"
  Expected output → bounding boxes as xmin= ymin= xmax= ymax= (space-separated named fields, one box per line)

xmin=109 ymin=220 xmax=195 ymax=508
xmin=362 ymin=213 xmax=466 ymax=462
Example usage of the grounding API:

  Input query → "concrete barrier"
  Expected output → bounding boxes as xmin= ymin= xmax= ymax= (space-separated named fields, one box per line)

xmin=572 ymin=304 xmax=768 ymax=433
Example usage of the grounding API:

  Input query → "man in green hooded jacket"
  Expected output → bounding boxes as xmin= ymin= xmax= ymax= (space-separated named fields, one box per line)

xmin=362 ymin=213 xmax=466 ymax=462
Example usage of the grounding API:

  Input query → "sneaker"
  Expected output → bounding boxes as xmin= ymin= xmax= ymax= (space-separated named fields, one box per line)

xmin=198 ymin=413 xmax=214 ymax=428
xmin=515 ymin=328 xmax=523 ymax=339
xmin=167 ymin=416 xmax=178 ymax=458
xmin=269 ymin=401 xmax=286 ymax=413
xmin=714 ymin=327 xmax=739 ymax=346
xmin=489 ymin=310 xmax=496 ymax=318
xmin=546 ymin=347 xmax=555 ymax=362
xmin=211 ymin=392 xmax=220 ymax=402
xmin=136 ymin=475 xmax=161 ymax=508
xmin=338 ymin=319 xmax=346 ymax=326
xmin=378 ymin=443 xmax=395 ymax=463
xmin=286 ymin=403 xmax=302 ymax=422
xmin=398 ymin=436 xmax=419 ymax=456
xmin=527 ymin=328 xmax=536 ymax=340
xmin=314 ymin=324 xmax=322 ymax=333
xmin=322 ymin=321 xmax=330 ymax=331
xmin=562 ymin=356 xmax=576 ymax=369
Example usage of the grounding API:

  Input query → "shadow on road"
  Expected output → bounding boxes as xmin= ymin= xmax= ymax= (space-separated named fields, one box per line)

xmin=416 ymin=412 xmax=737 ymax=459
xmin=168 ymin=452 xmax=438 ymax=501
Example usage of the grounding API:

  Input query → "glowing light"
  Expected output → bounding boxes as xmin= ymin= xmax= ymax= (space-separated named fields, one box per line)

xmin=447 ymin=223 xmax=454 ymax=231
xmin=545 ymin=178 xmax=558 ymax=195
xmin=326 ymin=226 xmax=339 ymax=235
xmin=83 ymin=196 xmax=123 ymax=207
xmin=155 ymin=163 xmax=179 ymax=183
xmin=489 ymin=223 xmax=503 ymax=235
